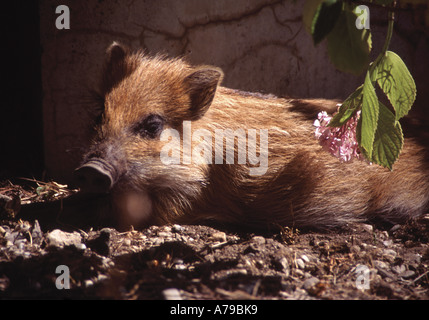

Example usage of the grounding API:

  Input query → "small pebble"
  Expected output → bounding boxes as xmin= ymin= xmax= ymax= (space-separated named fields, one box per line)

xmin=252 ymin=236 xmax=266 ymax=245
xmin=383 ymin=240 xmax=393 ymax=247
xmin=162 ymin=226 xmax=172 ymax=232
xmin=97 ymin=274 xmax=108 ymax=282
xmin=361 ymin=243 xmax=377 ymax=250
xmin=383 ymin=249 xmax=397 ymax=258
xmin=392 ymin=264 xmax=406 ymax=275
xmin=46 ymin=229 xmax=82 ymax=248
xmin=278 ymin=257 xmax=289 ymax=272
xmin=101 ymin=257 xmax=115 ymax=269
xmin=157 ymin=231 xmax=171 ymax=238
xmin=295 ymin=258 xmax=305 ymax=269
xmin=210 ymin=232 xmax=226 ymax=242
xmin=75 ymin=243 xmax=87 ymax=251
xmin=301 ymin=254 xmax=310 ymax=263
xmin=303 ymin=277 xmax=320 ymax=291
xmin=362 ymin=224 xmax=373 ymax=233
xmin=172 ymin=224 xmax=184 ymax=232
xmin=400 ymin=270 xmax=416 ymax=279
xmin=390 ymin=224 xmax=401 ymax=232
xmin=84 ymin=280 xmax=94 ymax=287
xmin=162 ymin=288 xmax=182 ymax=300
xmin=5 ymin=231 xmax=19 ymax=244
xmin=154 ymin=238 xmax=164 ymax=246
xmin=374 ymin=260 xmax=388 ymax=269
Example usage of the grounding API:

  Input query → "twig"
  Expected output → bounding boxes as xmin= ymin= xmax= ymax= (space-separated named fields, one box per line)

xmin=413 ymin=271 xmax=429 ymax=284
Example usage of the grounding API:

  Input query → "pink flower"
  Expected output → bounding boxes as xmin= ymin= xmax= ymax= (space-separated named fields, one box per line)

xmin=313 ymin=105 xmax=363 ymax=162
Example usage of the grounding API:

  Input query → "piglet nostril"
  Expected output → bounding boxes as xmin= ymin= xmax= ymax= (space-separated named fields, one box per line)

xmin=74 ymin=158 xmax=116 ymax=193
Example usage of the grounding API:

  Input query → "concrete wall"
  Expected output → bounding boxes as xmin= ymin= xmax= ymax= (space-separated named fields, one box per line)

xmin=39 ymin=0 xmax=429 ymax=183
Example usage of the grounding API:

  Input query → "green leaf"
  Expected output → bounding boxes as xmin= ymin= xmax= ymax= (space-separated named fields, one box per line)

xmin=329 ymin=85 xmax=363 ymax=127
xmin=303 ymin=0 xmax=325 ymax=35
xmin=327 ymin=5 xmax=372 ymax=75
xmin=375 ymin=51 xmax=416 ymax=121
xmin=311 ymin=1 xmax=343 ymax=45
xmin=371 ymin=102 xmax=404 ymax=170
xmin=360 ymin=72 xmax=379 ymax=158
xmin=356 ymin=116 xmax=370 ymax=161
xmin=303 ymin=0 xmax=342 ymax=44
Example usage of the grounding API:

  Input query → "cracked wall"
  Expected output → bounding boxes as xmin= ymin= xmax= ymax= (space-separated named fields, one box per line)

xmin=39 ymin=0 xmax=429 ymax=182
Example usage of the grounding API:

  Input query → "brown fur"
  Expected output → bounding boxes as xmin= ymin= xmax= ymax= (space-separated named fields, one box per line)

xmin=80 ymin=42 xmax=429 ymax=231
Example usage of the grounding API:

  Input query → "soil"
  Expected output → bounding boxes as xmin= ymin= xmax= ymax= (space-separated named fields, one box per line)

xmin=0 ymin=181 xmax=428 ymax=300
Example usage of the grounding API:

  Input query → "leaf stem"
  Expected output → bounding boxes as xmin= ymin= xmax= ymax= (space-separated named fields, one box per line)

xmin=381 ymin=3 xmax=395 ymax=55
xmin=368 ymin=1 xmax=396 ymax=78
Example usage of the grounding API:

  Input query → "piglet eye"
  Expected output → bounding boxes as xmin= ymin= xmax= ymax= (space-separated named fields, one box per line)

xmin=134 ymin=114 xmax=164 ymax=138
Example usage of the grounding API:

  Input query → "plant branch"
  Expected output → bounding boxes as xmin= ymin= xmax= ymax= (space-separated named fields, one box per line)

xmin=380 ymin=3 xmax=395 ymax=55
xmin=369 ymin=1 xmax=396 ymax=76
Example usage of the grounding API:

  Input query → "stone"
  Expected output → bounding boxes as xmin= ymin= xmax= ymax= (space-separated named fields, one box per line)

xmin=362 ymin=224 xmax=374 ymax=233
xmin=157 ymin=231 xmax=172 ymax=238
xmin=46 ymin=229 xmax=82 ymax=248
xmin=251 ymin=236 xmax=266 ymax=245
xmin=210 ymin=232 xmax=227 ymax=242
xmin=389 ymin=224 xmax=401 ymax=232
xmin=296 ymin=258 xmax=305 ymax=270
xmin=303 ymin=277 xmax=320 ymax=291
xmin=374 ymin=260 xmax=388 ymax=270
xmin=383 ymin=249 xmax=397 ymax=258
xmin=162 ymin=288 xmax=183 ymax=300
xmin=400 ymin=270 xmax=416 ymax=279
xmin=392 ymin=264 xmax=406 ymax=275
xmin=301 ymin=254 xmax=310 ymax=263
xmin=383 ymin=240 xmax=393 ymax=247
xmin=172 ymin=224 xmax=184 ymax=232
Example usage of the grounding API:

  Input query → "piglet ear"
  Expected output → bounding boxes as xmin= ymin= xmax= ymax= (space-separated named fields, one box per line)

xmin=106 ymin=41 xmax=128 ymax=64
xmin=185 ymin=67 xmax=223 ymax=120
xmin=101 ymin=42 xmax=132 ymax=94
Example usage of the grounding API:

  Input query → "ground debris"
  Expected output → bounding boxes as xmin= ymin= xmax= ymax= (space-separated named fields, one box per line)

xmin=0 ymin=217 xmax=427 ymax=299
xmin=0 ymin=180 xmax=428 ymax=299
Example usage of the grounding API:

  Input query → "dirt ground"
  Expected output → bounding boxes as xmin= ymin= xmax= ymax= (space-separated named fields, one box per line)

xmin=0 ymin=180 xmax=428 ymax=300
